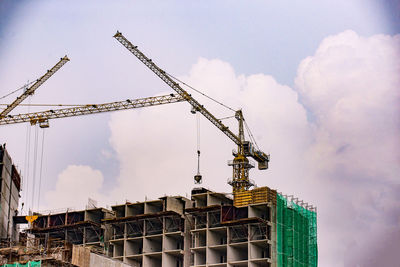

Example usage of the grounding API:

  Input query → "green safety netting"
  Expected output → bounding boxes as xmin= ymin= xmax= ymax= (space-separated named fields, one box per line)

xmin=1 ymin=261 xmax=41 ymax=267
xmin=277 ymin=194 xmax=317 ymax=267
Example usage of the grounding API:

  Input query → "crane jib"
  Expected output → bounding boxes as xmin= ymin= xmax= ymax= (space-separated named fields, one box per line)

xmin=113 ymin=32 xmax=242 ymax=146
xmin=0 ymin=56 xmax=69 ymax=119
xmin=0 ymin=94 xmax=185 ymax=126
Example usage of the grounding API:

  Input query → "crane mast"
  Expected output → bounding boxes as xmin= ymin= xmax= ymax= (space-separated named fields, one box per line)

xmin=113 ymin=32 xmax=269 ymax=194
xmin=0 ymin=56 xmax=69 ymax=119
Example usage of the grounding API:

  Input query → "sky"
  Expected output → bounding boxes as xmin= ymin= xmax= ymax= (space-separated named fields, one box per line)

xmin=0 ymin=1 xmax=399 ymax=266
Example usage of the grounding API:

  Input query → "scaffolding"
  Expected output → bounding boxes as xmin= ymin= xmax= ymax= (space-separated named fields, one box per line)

xmin=0 ymin=235 xmax=75 ymax=266
xmin=29 ymin=221 xmax=104 ymax=249
xmin=276 ymin=194 xmax=317 ymax=267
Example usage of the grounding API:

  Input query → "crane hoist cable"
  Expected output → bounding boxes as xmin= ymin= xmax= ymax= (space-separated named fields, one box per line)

xmin=23 ymin=98 xmax=32 ymax=210
xmin=165 ymin=71 xmax=236 ymax=113
xmin=218 ymin=115 xmax=236 ymax=121
xmin=31 ymin=124 xmax=39 ymax=211
xmin=194 ymin=112 xmax=202 ymax=184
xmin=0 ymin=56 xmax=69 ymax=119
xmin=28 ymin=125 xmax=46 ymax=212
xmin=0 ymin=80 xmax=35 ymax=100
xmin=167 ymin=70 xmax=262 ymax=153
xmin=36 ymin=129 xmax=45 ymax=211
xmin=165 ymin=70 xmax=257 ymax=154
xmin=244 ymin=120 xmax=260 ymax=151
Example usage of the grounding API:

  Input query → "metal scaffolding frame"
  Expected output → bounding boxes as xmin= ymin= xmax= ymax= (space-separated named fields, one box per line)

xmin=164 ymin=215 xmax=183 ymax=233
xmin=110 ymin=222 xmax=125 ymax=240
xmin=249 ymin=222 xmax=268 ymax=241
xmin=194 ymin=213 xmax=207 ymax=229
xmin=126 ymin=221 xmax=144 ymax=238
xmin=208 ymin=211 xmax=221 ymax=228
xmin=145 ymin=217 xmax=163 ymax=236
xmin=229 ymin=225 xmax=248 ymax=243
xmin=30 ymin=221 xmax=103 ymax=248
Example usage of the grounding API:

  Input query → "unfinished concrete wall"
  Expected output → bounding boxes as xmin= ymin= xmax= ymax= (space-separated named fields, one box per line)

xmin=73 ymin=245 xmax=132 ymax=267
xmin=108 ymin=196 xmax=188 ymax=267
xmin=189 ymin=190 xmax=273 ymax=267
xmin=0 ymin=144 xmax=21 ymax=242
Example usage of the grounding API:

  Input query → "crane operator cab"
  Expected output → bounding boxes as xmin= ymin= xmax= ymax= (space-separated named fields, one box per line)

xmin=241 ymin=141 xmax=269 ymax=170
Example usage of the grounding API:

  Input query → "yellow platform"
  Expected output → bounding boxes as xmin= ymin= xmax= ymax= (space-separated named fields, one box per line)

xmin=233 ymin=186 xmax=277 ymax=207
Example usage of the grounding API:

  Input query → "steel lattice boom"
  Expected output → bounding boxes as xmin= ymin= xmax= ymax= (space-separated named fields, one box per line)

xmin=113 ymin=32 xmax=242 ymax=146
xmin=0 ymin=94 xmax=184 ymax=127
xmin=0 ymin=56 xmax=69 ymax=119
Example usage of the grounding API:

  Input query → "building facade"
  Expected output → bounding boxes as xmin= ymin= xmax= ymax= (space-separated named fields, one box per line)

xmin=0 ymin=144 xmax=21 ymax=242
xmin=9 ymin=187 xmax=317 ymax=267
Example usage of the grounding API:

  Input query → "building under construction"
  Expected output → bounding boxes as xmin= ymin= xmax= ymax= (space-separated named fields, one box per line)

xmin=1 ymin=185 xmax=316 ymax=267
xmin=0 ymin=32 xmax=318 ymax=266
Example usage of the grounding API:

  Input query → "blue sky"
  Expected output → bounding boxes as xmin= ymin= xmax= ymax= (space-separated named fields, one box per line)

xmin=0 ymin=0 xmax=397 ymax=86
xmin=0 ymin=1 xmax=399 ymax=266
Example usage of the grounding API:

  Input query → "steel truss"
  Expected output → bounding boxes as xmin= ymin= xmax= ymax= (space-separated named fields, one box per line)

xmin=230 ymin=225 xmax=248 ymax=243
xmin=0 ymin=94 xmax=184 ymax=126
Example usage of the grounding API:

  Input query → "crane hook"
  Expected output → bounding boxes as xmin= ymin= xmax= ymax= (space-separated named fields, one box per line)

xmin=194 ymin=150 xmax=202 ymax=184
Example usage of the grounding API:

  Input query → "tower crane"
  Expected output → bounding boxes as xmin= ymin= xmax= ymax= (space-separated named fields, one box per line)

xmin=0 ymin=56 xmax=69 ymax=119
xmin=113 ymin=31 xmax=270 ymax=194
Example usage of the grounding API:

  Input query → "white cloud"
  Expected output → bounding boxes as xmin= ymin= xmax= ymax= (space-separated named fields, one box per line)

xmin=45 ymin=30 xmax=400 ymax=266
xmin=44 ymin=165 xmax=106 ymax=210
xmin=296 ymin=30 xmax=400 ymax=266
